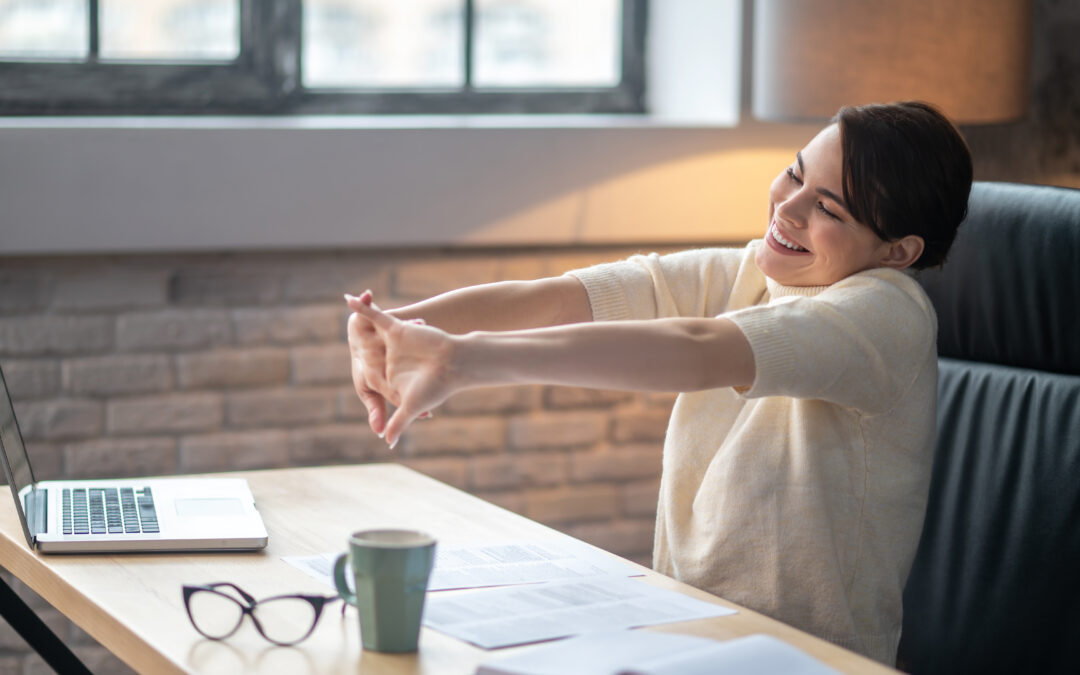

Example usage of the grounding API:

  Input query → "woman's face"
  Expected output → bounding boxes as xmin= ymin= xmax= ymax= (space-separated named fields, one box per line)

xmin=756 ymin=124 xmax=896 ymax=287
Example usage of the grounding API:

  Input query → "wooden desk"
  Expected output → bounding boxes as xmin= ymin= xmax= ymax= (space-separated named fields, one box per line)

xmin=1 ymin=464 xmax=896 ymax=674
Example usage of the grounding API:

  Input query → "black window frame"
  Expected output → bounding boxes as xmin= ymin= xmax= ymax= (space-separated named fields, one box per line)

xmin=0 ymin=0 xmax=647 ymax=116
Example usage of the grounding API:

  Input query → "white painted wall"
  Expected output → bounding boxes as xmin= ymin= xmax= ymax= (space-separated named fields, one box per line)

xmin=0 ymin=1 xmax=821 ymax=255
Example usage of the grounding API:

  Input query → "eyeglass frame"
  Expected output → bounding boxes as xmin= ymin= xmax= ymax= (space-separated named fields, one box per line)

xmin=182 ymin=582 xmax=345 ymax=646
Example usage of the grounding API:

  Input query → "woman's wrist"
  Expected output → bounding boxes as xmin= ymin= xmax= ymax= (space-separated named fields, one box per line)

xmin=449 ymin=331 xmax=502 ymax=391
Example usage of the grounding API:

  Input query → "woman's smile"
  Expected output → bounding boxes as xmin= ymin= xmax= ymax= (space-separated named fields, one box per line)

xmin=768 ymin=222 xmax=810 ymax=253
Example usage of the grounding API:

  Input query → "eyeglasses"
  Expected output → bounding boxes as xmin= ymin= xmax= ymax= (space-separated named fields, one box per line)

xmin=182 ymin=582 xmax=344 ymax=646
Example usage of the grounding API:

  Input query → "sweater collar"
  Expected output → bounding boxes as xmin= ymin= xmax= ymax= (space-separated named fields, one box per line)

xmin=765 ymin=276 xmax=830 ymax=299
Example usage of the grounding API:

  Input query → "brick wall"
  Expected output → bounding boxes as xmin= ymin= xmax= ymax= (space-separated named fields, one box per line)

xmin=0 ymin=243 xmax=687 ymax=673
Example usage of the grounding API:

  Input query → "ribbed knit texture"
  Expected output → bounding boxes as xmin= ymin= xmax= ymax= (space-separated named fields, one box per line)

xmin=568 ymin=241 xmax=938 ymax=666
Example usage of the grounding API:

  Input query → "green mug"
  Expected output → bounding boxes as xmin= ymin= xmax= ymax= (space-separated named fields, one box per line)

xmin=332 ymin=529 xmax=437 ymax=653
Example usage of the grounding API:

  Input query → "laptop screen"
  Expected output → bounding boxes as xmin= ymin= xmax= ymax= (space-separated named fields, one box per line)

xmin=0 ymin=365 xmax=39 ymax=545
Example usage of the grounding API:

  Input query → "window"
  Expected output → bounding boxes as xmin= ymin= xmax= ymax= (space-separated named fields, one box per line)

xmin=0 ymin=0 xmax=646 ymax=115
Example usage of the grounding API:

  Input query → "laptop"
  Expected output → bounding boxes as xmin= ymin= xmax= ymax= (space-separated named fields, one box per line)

xmin=0 ymin=365 xmax=268 ymax=553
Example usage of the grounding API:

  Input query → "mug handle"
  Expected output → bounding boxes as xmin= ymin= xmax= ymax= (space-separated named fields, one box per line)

xmin=332 ymin=553 xmax=358 ymax=606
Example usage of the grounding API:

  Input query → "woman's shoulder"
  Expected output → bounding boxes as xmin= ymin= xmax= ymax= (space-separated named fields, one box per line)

xmin=824 ymin=267 xmax=937 ymax=326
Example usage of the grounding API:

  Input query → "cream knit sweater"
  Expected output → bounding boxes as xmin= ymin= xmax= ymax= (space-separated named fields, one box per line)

xmin=568 ymin=241 xmax=937 ymax=665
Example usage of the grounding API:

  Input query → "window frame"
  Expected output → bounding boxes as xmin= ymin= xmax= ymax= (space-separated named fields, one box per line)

xmin=0 ymin=0 xmax=647 ymax=116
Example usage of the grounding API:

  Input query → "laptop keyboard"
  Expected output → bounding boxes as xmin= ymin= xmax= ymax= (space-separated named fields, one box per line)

xmin=62 ymin=487 xmax=159 ymax=535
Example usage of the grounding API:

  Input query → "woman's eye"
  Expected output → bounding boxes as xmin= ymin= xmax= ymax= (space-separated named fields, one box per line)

xmin=786 ymin=167 xmax=802 ymax=184
xmin=817 ymin=202 xmax=840 ymax=220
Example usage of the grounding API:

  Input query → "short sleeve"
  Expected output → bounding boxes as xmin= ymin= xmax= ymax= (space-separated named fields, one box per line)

xmin=725 ymin=269 xmax=937 ymax=414
xmin=567 ymin=245 xmax=763 ymax=322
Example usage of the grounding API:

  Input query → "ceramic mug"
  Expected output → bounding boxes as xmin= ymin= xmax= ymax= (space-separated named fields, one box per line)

xmin=333 ymin=529 xmax=436 ymax=653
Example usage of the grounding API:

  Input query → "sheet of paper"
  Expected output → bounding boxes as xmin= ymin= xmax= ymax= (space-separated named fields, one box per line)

xmin=476 ymin=631 xmax=841 ymax=675
xmin=283 ymin=539 xmax=641 ymax=592
xmin=429 ymin=540 xmax=641 ymax=590
xmin=422 ymin=576 xmax=736 ymax=649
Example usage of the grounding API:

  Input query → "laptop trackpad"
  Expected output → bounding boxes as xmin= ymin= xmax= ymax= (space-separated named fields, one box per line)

xmin=175 ymin=498 xmax=245 ymax=517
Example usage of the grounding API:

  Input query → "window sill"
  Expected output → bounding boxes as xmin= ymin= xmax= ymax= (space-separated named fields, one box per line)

xmin=0 ymin=114 xmax=818 ymax=256
xmin=0 ymin=113 xmax=739 ymax=131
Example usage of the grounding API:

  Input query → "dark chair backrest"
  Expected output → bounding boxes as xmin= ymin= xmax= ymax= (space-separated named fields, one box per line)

xmin=899 ymin=182 xmax=1080 ymax=674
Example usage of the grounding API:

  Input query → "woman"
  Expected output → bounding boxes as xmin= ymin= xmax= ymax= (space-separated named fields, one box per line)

xmin=345 ymin=101 xmax=973 ymax=666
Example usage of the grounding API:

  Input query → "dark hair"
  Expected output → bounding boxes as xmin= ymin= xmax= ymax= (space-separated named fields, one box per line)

xmin=832 ymin=101 xmax=973 ymax=269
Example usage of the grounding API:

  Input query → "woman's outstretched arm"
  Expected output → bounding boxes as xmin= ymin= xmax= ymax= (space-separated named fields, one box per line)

xmin=348 ymin=291 xmax=755 ymax=449
xmin=347 ymin=276 xmax=592 ymax=435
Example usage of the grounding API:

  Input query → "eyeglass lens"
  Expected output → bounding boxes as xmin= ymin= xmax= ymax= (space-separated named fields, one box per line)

xmin=187 ymin=589 xmax=245 ymax=639
xmin=250 ymin=596 xmax=321 ymax=645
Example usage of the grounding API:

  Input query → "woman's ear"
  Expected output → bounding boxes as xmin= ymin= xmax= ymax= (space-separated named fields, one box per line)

xmin=879 ymin=235 xmax=925 ymax=271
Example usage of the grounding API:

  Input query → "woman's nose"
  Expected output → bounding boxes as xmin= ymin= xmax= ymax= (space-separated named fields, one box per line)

xmin=775 ymin=193 xmax=809 ymax=228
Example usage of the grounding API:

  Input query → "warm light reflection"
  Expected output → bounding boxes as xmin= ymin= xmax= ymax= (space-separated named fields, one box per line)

xmin=460 ymin=148 xmax=795 ymax=245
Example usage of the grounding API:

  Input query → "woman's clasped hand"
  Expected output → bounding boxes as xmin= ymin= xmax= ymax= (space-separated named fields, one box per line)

xmin=345 ymin=290 xmax=447 ymax=449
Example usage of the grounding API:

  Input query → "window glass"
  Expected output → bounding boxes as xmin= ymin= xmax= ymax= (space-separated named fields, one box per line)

xmin=0 ymin=0 xmax=87 ymax=59
xmin=99 ymin=0 xmax=239 ymax=61
xmin=473 ymin=0 xmax=619 ymax=87
xmin=303 ymin=0 xmax=464 ymax=89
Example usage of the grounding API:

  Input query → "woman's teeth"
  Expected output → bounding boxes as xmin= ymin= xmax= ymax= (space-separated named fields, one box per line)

xmin=771 ymin=225 xmax=808 ymax=252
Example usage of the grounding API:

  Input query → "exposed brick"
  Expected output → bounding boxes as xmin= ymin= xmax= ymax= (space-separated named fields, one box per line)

xmin=625 ymin=553 xmax=653 ymax=569
xmin=399 ymin=416 xmax=505 ymax=456
xmin=643 ymin=391 xmax=679 ymax=410
xmin=468 ymin=452 xmax=568 ymax=491
xmin=473 ymin=490 xmax=526 ymax=515
xmin=569 ymin=443 xmax=663 ymax=483
xmin=565 ymin=518 xmax=655 ymax=559
xmin=612 ymin=407 xmax=671 ymax=442
xmin=621 ymin=478 xmax=661 ymax=518
xmin=226 ymin=387 xmax=337 ymax=428
xmin=442 ymin=385 xmax=543 ymax=415
xmin=398 ymin=456 xmax=469 ymax=490
xmin=548 ymin=249 xmax=648 ymax=275
xmin=291 ymin=343 xmax=351 ymax=385
xmin=393 ymin=258 xmax=504 ymax=299
xmin=289 ymin=424 xmax=386 ymax=465
xmin=107 ymin=392 xmax=224 ymax=435
xmin=507 ymin=410 xmax=609 ymax=450
xmin=0 ymin=271 xmax=51 ymax=312
xmin=63 ymin=436 xmax=178 ymax=479
xmin=52 ymin=269 xmax=167 ymax=312
xmin=545 ymin=386 xmax=634 ymax=409
xmin=283 ymin=261 xmax=389 ymax=303
xmin=523 ymin=484 xmax=620 ymax=525
xmin=176 ymin=348 xmax=290 ymax=390
xmin=169 ymin=268 xmax=284 ymax=306
xmin=117 ymin=309 xmax=231 ymax=352
xmin=232 ymin=305 xmax=344 ymax=345
xmin=25 ymin=442 xmax=62 ymax=480
xmin=497 ymin=256 xmax=550 ymax=282
xmin=337 ymin=386 xmax=368 ymax=420
xmin=13 ymin=399 xmax=103 ymax=441
xmin=0 ymin=359 xmax=60 ymax=399
xmin=179 ymin=430 xmax=291 ymax=472
xmin=0 ymin=315 xmax=112 ymax=356
xmin=63 ymin=354 xmax=172 ymax=396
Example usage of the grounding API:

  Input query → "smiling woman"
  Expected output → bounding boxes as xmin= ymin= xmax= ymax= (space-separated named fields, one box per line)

xmin=757 ymin=102 xmax=972 ymax=288
xmin=344 ymin=100 xmax=974 ymax=667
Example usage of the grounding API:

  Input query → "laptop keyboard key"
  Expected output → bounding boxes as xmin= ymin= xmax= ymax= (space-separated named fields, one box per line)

xmin=62 ymin=489 xmax=73 ymax=535
xmin=89 ymin=489 xmax=106 ymax=534
xmin=137 ymin=488 xmax=159 ymax=533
